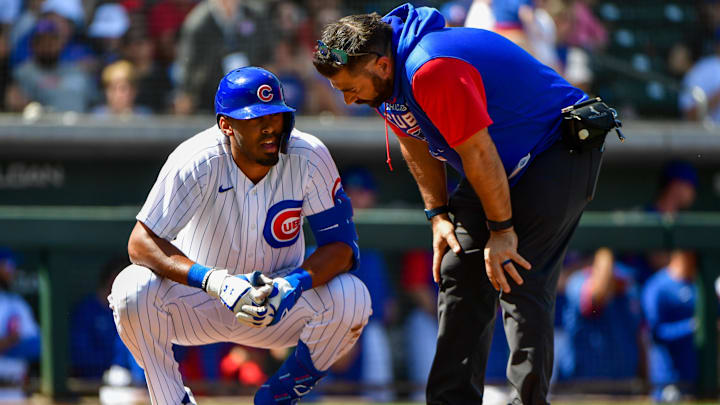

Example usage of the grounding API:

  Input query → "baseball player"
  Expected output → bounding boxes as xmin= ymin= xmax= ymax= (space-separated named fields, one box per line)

xmin=109 ymin=67 xmax=371 ymax=405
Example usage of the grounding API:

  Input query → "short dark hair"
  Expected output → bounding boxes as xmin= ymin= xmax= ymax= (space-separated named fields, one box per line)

xmin=313 ymin=13 xmax=393 ymax=77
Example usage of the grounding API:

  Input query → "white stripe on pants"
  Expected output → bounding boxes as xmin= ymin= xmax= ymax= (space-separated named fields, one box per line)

xmin=109 ymin=265 xmax=372 ymax=405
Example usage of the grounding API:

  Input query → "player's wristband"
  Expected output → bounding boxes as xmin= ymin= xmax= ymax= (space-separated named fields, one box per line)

xmin=424 ymin=205 xmax=450 ymax=221
xmin=285 ymin=268 xmax=313 ymax=292
xmin=187 ymin=263 xmax=211 ymax=289
xmin=486 ymin=218 xmax=513 ymax=232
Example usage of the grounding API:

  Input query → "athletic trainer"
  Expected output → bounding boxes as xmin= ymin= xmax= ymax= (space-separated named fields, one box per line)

xmin=313 ymin=4 xmax=616 ymax=404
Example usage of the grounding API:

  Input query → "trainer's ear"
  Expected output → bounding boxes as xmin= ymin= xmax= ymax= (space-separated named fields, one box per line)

xmin=375 ymin=55 xmax=393 ymax=79
xmin=218 ymin=116 xmax=234 ymax=137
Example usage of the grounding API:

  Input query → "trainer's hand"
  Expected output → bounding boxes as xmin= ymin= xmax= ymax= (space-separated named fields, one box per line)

xmin=483 ymin=229 xmax=531 ymax=293
xmin=431 ymin=214 xmax=462 ymax=283
xmin=204 ymin=270 xmax=273 ymax=327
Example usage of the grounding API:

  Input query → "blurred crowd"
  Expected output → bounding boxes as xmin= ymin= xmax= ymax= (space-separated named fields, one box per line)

xmin=0 ymin=0 xmax=364 ymax=117
xmin=0 ymin=0 xmax=718 ymax=121
xmin=2 ymin=160 xmax=719 ymax=404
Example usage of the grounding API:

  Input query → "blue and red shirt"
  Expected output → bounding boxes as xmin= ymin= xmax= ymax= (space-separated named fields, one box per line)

xmin=379 ymin=3 xmax=585 ymax=184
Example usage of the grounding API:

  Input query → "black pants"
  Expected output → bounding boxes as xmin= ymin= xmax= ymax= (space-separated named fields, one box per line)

xmin=427 ymin=141 xmax=604 ymax=405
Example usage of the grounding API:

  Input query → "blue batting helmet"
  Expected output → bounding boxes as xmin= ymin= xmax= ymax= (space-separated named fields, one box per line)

xmin=215 ymin=67 xmax=296 ymax=150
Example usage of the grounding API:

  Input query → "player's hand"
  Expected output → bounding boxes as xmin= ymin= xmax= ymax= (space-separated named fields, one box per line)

xmin=483 ymin=229 xmax=531 ymax=293
xmin=249 ymin=268 xmax=313 ymax=327
xmin=204 ymin=270 xmax=274 ymax=327
xmin=431 ymin=214 xmax=462 ymax=283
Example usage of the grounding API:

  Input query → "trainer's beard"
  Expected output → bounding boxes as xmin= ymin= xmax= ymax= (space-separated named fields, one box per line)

xmin=364 ymin=74 xmax=394 ymax=109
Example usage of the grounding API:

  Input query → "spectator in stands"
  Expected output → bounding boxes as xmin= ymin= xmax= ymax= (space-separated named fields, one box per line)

xmin=0 ymin=22 xmax=11 ymax=111
xmin=10 ymin=0 xmax=90 ymax=69
xmin=667 ymin=43 xmax=694 ymax=79
xmin=486 ymin=0 xmax=535 ymax=51
xmin=0 ymin=0 xmax=21 ymax=31
xmin=219 ymin=345 xmax=268 ymax=387
xmin=264 ymin=38 xmax=308 ymax=113
xmin=173 ymin=0 xmax=275 ymax=114
xmin=441 ymin=0 xmax=471 ymax=27
xmin=560 ymin=0 xmax=607 ymax=52
xmin=7 ymin=18 xmax=96 ymax=113
xmin=297 ymin=0 xmax=342 ymax=53
xmin=642 ymin=250 xmax=701 ymax=403
xmin=327 ymin=167 xmax=396 ymax=402
xmin=650 ymin=161 xmax=698 ymax=216
xmin=400 ymin=248 xmax=512 ymax=402
xmin=87 ymin=3 xmax=131 ymax=71
xmin=679 ymin=29 xmax=720 ymax=123
xmin=400 ymin=249 xmax=436 ymax=402
xmin=121 ymin=25 xmax=173 ymax=113
xmin=93 ymin=60 xmax=150 ymax=117
xmin=483 ymin=311 xmax=512 ymax=404
xmin=71 ymin=257 xmax=145 ymax=403
xmin=175 ymin=343 xmax=227 ymax=389
xmin=553 ymin=0 xmax=607 ymax=92
xmin=271 ymin=0 xmax=304 ymax=42
xmin=525 ymin=0 xmax=561 ymax=71
xmin=700 ymin=0 xmax=720 ymax=38
xmin=465 ymin=0 xmax=560 ymax=71
xmin=147 ymin=0 xmax=197 ymax=65
xmin=558 ymin=248 xmax=642 ymax=380
xmin=0 ymin=248 xmax=40 ymax=401
xmin=465 ymin=0 xmax=495 ymax=31
xmin=621 ymin=161 xmax=699 ymax=285
xmin=71 ymin=257 xmax=130 ymax=378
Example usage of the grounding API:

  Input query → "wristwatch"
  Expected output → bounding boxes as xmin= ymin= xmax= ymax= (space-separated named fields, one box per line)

xmin=424 ymin=205 xmax=450 ymax=221
xmin=486 ymin=218 xmax=513 ymax=232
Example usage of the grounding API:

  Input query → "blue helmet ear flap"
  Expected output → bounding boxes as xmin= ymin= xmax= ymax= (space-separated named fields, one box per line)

xmin=280 ymin=111 xmax=295 ymax=153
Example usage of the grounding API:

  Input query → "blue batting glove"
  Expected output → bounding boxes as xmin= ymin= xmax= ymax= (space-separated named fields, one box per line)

xmin=264 ymin=268 xmax=313 ymax=326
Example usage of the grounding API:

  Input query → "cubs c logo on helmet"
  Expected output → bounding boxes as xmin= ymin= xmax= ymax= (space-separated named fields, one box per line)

xmin=257 ymin=84 xmax=274 ymax=102
xmin=264 ymin=200 xmax=303 ymax=248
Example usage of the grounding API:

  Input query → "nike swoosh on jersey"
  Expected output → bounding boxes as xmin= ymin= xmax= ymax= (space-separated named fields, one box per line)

xmin=218 ymin=185 xmax=234 ymax=193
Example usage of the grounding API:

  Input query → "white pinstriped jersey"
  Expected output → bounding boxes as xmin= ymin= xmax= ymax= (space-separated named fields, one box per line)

xmin=137 ymin=126 xmax=342 ymax=276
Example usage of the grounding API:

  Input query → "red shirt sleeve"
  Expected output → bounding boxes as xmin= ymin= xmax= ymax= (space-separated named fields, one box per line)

xmin=411 ymin=57 xmax=493 ymax=148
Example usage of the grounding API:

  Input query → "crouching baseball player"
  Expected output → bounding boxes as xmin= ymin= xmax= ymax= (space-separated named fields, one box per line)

xmin=108 ymin=67 xmax=371 ymax=405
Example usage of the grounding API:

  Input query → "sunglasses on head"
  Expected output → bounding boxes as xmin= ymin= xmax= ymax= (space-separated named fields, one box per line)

xmin=317 ymin=40 xmax=381 ymax=65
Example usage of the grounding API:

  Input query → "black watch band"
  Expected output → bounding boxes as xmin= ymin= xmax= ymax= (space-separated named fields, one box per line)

xmin=486 ymin=218 xmax=513 ymax=232
xmin=424 ymin=205 xmax=450 ymax=221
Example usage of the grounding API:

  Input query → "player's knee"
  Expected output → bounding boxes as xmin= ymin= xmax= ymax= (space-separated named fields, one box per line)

xmin=109 ymin=264 xmax=157 ymax=327
xmin=326 ymin=273 xmax=372 ymax=333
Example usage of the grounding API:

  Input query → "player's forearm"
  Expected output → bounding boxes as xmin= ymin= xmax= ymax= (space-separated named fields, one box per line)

xmin=588 ymin=248 xmax=616 ymax=306
xmin=301 ymin=242 xmax=353 ymax=287
xmin=128 ymin=221 xmax=195 ymax=285
xmin=454 ymin=130 xmax=512 ymax=223
xmin=655 ymin=318 xmax=696 ymax=342
xmin=398 ymin=136 xmax=448 ymax=209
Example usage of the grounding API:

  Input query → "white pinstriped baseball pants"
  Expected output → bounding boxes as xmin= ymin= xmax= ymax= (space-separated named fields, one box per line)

xmin=109 ymin=265 xmax=372 ymax=405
